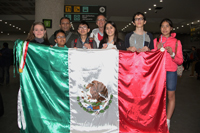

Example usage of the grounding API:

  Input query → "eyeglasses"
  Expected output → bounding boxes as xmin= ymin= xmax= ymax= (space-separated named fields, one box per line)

xmin=78 ymin=26 xmax=88 ymax=30
xmin=135 ymin=18 xmax=144 ymax=21
xmin=97 ymin=19 xmax=105 ymax=21
xmin=56 ymin=36 xmax=65 ymax=39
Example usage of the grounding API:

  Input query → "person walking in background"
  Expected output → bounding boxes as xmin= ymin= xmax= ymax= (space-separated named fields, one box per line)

xmin=183 ymin=52 xmax=189 ymax=71
xmin=189 ymin=46 xmax=198 ymax=77
xmin=153 ymin=18 xmax=183 ymax=130
xmin=49 ymin=17 xmax=78 ymax=48
xmin=99 ymin=21 xmax=126 ymax=50
xmin=90 ymin=15 xmax=106 ymax=48
xmin=26 ymin=22 xmax=51 ymax=46
xmin=0 ymin=42 xmax=12 ymax=85
xmin=125 ymin=12 xmax=154 ymax=52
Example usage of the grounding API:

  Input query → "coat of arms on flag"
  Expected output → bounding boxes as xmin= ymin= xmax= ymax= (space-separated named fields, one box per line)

xmin=15 ymin=39 xmax=169 ymax=133
xmin=78 ymin=80 xmax=113 ymax=114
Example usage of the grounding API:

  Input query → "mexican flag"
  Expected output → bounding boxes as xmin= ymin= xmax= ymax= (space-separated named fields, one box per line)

xmin=15 ymin=40 xmax=168 ymax=133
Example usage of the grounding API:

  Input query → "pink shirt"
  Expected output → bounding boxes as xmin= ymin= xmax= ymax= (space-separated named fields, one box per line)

xmin=153 ymin=33 xmax=183 ymax=72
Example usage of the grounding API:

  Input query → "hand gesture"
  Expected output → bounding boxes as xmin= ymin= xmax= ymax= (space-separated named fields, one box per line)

xmin=84 ymin=43 xmax=92 ymax=49
xmin=141 ymin=46 xmax=150 ymax=52
xmin=165 ymin=46 xmax=173 ymax=55
xmin=127 ymin=46 xmax=137 ymax=52
xmin=157 ymin=42 xmax=163 ymax=50
xmin=102 ymin=43 xmax=108 ymax=49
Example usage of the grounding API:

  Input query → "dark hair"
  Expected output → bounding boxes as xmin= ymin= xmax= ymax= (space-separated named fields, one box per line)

xmin=26 ymin=22 xmax=48 ymax=41
xmin=192 ymin=46 xmax=196 ymax=50
xmin=3 ymin=42 xmax=8 ymax=48
xmin=78 ymin=21 xmax=90 ymax=29
xmin=157 ymin=18 xmax=173 ymax=41
xmin=132 ymin=12 xmax=146 ymax=22
xmin=159 ymin=18 xmax=173 ymax=28
xmin=100 ymin=21 xmax=119 ymax=47
xmin=60 ymin=17 xmax=70 ymax=24
xmin=54 ymin=30 xmax=66 ymax=39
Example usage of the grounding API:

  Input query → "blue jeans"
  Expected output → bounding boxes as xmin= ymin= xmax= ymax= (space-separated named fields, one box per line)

xmin=166 ymin=71 xmax=177 ymax=91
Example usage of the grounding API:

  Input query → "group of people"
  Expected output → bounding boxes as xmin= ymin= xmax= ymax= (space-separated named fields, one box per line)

xmin=26 ymin=12 xmax=183 ymax=130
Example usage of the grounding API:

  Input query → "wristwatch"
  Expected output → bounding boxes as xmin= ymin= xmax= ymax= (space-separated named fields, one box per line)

xmin=170 ymin=52 xmax=175 ymax=58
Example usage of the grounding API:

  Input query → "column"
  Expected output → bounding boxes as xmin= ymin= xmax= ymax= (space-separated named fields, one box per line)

xmin=35 ymin=0 xmax=65 ymax=38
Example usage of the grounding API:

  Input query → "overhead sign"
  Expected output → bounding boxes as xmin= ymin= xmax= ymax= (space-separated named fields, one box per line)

xmin=64 ymin=5 xmax=106 ymax=22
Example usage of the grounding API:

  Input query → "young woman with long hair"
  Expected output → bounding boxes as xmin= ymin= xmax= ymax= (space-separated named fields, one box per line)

xmin=154 ymin=18 xmax=183 ymax=130
xmin=26 ymin=22 xmax=50 ymax=46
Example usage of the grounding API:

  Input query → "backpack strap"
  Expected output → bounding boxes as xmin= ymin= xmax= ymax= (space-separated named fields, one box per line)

xmin=175 ymin=40 xmax=178 ymax=55
xmin=74 ymin=38 xmax=78 ymax=47
xmin=89 ymin=39 xmax=93 ymax=48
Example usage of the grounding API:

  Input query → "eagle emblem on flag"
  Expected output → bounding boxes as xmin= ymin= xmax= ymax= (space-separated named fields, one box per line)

xmin=77 ymin=80 xmax=113 ymax=114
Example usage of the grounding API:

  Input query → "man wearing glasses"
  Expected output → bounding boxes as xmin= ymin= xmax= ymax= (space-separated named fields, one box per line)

xmin=125 ymin=12 xmax=154 ymax=52
xmin=71 ymin=21 xmax=97 ymax=49
xmin=89 ymin=15 xmax=106 ymax=48
xmin=49 ymin=17 xmax=78 ymax=48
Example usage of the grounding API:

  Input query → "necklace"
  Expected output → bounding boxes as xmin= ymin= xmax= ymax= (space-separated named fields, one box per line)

xmin=160 ymin=35 xmax=168 ymax=52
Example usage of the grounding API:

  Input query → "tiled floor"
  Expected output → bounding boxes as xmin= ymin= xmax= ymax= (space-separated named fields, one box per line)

xmin=0 ymin=66 xmax=199 ymax=133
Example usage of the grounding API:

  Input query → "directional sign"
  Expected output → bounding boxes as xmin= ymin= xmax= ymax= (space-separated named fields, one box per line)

xmin=64 ymin=5 xmax=106 ymax=22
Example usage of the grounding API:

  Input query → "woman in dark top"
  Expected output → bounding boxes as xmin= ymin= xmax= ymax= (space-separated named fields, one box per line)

xmin=99 ymin=21 xmax=126 ymax=50
xmin=26 ymin=22 xmax=50 ymax=46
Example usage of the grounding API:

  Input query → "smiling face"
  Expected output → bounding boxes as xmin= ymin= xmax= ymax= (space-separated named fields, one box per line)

xmin=105 ymin=23 xmax=115 ymax=37
xmin=161 ymin=21 xmax=172 ymax=37
xmin=96 ymin=15 xmax=106 ymax=29
xmin=33 ymin=24 xmax=46 ymax=39
xmin=54 ymin=32 xmax=66 ymax=47
xmin=59 ymin=18 xmax=71 ymax=32
xmin=133 ymin=14 xmax=146 ymax=28
xmin=77 ymin=24 xmax=90 ymax=36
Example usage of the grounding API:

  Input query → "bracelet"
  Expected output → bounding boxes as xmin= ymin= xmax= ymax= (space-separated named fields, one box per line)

xmin=170 ymin=52 xmax=175 ymax=58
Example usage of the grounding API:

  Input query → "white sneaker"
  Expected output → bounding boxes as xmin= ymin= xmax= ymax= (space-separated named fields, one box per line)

xmin=167 ymin=119 xmax=170 ymax=130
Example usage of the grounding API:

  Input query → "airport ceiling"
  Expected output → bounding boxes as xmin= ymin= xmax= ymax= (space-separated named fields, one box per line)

xmin=0 ymin=0 xmax=200 ymax=36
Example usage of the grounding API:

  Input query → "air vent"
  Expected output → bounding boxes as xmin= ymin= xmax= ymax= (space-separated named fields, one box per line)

xmin=155 ymin=7 xmax=163 ymax=10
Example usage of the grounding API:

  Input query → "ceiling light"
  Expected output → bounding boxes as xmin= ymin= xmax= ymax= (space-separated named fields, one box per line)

xmin=198 ymin=20 xmax=200 ymax=22
xmin=9 ymin=24 xmax=12 ymax=26
xmin=154 ymin=4 xmax=156 ymax=7
xmin=13 ymin=25 xmax=15 ymax=27
xmin=19 ymin=28 xmax=21 ymax=30
xmin=1 ymin=31 xmax=3 ymax=33
xmin=5 ymin=22 xmax=7 ymax=24
xmin=0 ymin=20 xmax=2 ymax=22
xmin=7 ymin=33 xmax=9 ymax=35
xmin=191 ymin=22 xmax=194 ymax=24
xmin=16 ymin=27 xmax=18 ymax=29
xmin=187 ymin=24 xmax=189 ymax=25
xmin=160 ymin=0 xmax=163 ymax=2
xmin=182 ymin=25 xmax=184 ymax=27
xmin=149 ymin=8 xmax=151 ymax=10
xmin=177 ymin=27 xmax=179 ymax=29
xmin=129 ymin=23 xmax=131 ymax=25
xmin=24 ymin=31 xmax=26 ymax=33
xmin=173 ymin=28 xmax=175 ymax=30
xmin=144 ymin=12 xmax=147 ymax=14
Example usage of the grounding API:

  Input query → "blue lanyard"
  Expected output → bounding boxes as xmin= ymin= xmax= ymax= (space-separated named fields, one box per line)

xmin=107 ymin=40 xmax=114 ymax=46
xmin=160 ymin=35 xmax=168 ymax=47
xmin=135 ymin=33 xmax=145 ymax=46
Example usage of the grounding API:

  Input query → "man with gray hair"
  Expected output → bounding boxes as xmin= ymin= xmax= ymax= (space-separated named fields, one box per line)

xmin=89 ymin=15 xmax=106 ymax=48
